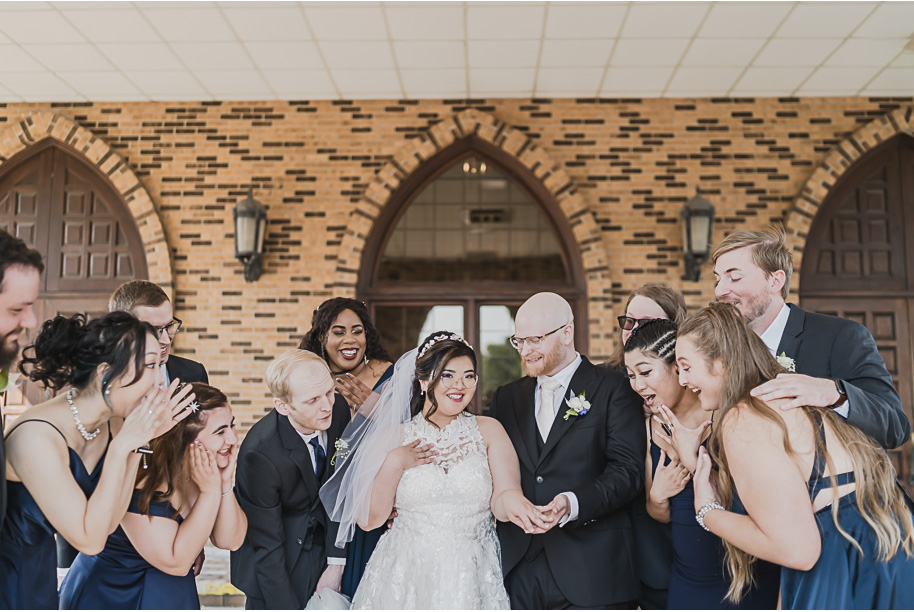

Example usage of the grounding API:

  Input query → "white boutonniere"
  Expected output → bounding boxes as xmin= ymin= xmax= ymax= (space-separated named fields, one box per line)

xmin=776 ymin=352 xmax=796 ymax=373
xmin=0 ymin=371 xmax=19 ymax=394
xmin=563 ymin=390 xmax=591 ymax=421
xmin=331 ymin=438 xmax=350 ymax=466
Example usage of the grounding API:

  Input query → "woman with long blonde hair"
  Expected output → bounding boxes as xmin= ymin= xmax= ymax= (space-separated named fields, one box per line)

xmin=677 ymin=302 xmax=914 ymax=608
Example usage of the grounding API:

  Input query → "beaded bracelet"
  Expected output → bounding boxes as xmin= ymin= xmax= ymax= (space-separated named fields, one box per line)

xmin=695 ymin=501 xmax=725 ymax=531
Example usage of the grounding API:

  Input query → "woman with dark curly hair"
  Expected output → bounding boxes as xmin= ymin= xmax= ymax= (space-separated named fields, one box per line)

xmin=299 ymin=297 xmax=394 ymax=597
xmin=0 ymin=312 xmax=194 ymax=609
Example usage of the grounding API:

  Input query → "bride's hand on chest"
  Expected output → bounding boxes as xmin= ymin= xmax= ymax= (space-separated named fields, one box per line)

xmin=389 ymin=439 xmax=438 ymax=471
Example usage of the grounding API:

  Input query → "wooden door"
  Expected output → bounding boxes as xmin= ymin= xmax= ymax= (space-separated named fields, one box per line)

xmin=801 ymin=134 xmax=914 ymax=488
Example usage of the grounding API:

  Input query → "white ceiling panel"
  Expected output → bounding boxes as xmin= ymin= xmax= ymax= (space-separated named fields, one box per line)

xmin=0 ymin=32 xmax=9 ymax=44
xmin=141 ymin=7 xmax=235 ymax=42
xmin=536 ymin=67 xmax=603 ymax=93
xmin=864 ymin=67 xmax=914 ymax=91
xmin=62 ymin=8 xmax=162 ymax=43
xmin=401 ymin=68 xmax=466 ymax=95
xmin=0 ymin=82 xmax=20 ymax=102
xmin=698 ymin=2 xmax=791 ymax=38
xmin=468 ymin=40 xmax=539 ymax=68
xmin=0 ymin=2 xmax=54 ymax=10
xmin=776 ymin=2 xmax=876 ymax=38
xmin=733 ymin=66 xmax=813 ymax=92
xmin=386 ymin=6 xmax=465 ymax=40
xmin=469 ymin=67 xmax=536 ymax=92
xmin=0 ymin=71 xmax=78 ymax=98
xmin=825 ymin=38 xmax=907 ymax=67
xmin=0 ymin=10 xmax=86 ymax=44
xmin=891 ymin=53 xmax=914 ymax=68
xmin=262 ymin=69 xmax=337 ymax=96
xmin=222 ymin=7 xmax=310 ymax=42
xmin=171 ymin=42 xmax=253 ymax=71
xmin=23 ymin=43 xmax=114 ymax=72
xmin=195 ymin=70 xmax=273 ymax=96
xmin=683 ymin=39 xmax=767 ymax=67
xmin=856 ymin=2 xmax=914 ymax=38
xmin=799 ymin=66 xmax=881 ymax=91
xmin=467 ymin=5 xmax=545 ymax=40
xmin=667 ymin=67 xmax=743 ymax=92
xmin=0 ymin=44 xmax=46 ymax=72
xmin=754 ymin=38 xmax=842 ymax=67
xmin=612 ymin=38 xmax=690 ymax=67
xmin=332 ymin=68 xmax=401 ymax=93
xmin=321 ymin=41 xmax=394 ymax=70
xmin=97 ymin=43 xmax=185 ymax=71
xmin=603 ymin=66 xmax=673 ymax=92
xmin=544 ymin=3 xmax=626 ymax=39
xmin=622 ymin=2 xmax=710 ymax=38
xmin=305 ymin=6 xmax=388 ymax=41
xmin=126 ymin=70 xmax=207 ymax=96
xmin=59 ymin=70 xmax=142 ymax=97
xmin=394 ymin=41 xmax=465 ymax=69
xmin=539 ymin=39 xmax=614 ymax=68
xmin=245 ymin=42 xmax=324 ymax=70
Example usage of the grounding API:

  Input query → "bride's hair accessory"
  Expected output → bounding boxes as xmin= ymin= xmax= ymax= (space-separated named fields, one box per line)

xmin=418 ymin=333 xmax=473 ymax=359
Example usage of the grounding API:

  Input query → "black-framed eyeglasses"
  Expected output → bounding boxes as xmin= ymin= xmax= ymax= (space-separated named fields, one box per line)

xmin=509 ymin=324 xmax=568 ymax=350
xmin=155 ymin=317 xmax=182 ymax=339
xmin=617 ymin=316 xmax=663 ymax=331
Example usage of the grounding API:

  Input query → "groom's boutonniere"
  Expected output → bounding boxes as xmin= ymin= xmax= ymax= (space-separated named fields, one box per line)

xmin=331 ymin=439 xmax=350 ymax=467
xmin=776 ymin=352 xmax=796 ymax=373
xmin=563 ymin=390 xmax=591 ymax=421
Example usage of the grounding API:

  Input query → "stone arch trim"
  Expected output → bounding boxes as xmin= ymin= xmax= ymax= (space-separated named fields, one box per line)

xmin=0 ymin=111 xmax=174 ymax=298
xmin=784 ymin=106 xmax=914 ymax=297
xmin=333 ymin=108 xmax=617 ymax=357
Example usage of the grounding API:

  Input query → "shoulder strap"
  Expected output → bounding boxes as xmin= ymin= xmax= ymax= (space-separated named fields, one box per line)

xmin=6 ymin=418 xmax=68 ymax=444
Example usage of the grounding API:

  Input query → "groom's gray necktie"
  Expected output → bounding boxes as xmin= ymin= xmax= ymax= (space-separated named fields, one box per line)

xmin=537 ymin=376 xmax=561 ymax=442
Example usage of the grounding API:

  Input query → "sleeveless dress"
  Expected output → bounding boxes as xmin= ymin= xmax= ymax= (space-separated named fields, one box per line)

xmin=779 ymin=412 xmax=914 ymax=609
xmin=650 ymin=429 xmax=733 ymax=610
xmin=351 ymin=412 xmax=510 ymax=610
xmin=341 ymin=365 xmax=395 ymax=598
xmin=58 ymin=489 xmax=199 ymax=609
xmin=0 ymin=419 xmax=108 ymax=610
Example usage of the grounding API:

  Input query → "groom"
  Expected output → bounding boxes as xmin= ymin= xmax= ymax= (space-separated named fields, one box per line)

xmin=491 ymin=292 xmax=645 ymax=609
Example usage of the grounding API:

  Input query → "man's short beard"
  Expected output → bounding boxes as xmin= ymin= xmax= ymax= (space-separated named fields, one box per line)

xmin=0 ymin=332 xmax=20 ymax=372
xmin=520 ymin=339 xmax=566 ymax=378
xmin=719 ymin=293 xmax=771 ymax=327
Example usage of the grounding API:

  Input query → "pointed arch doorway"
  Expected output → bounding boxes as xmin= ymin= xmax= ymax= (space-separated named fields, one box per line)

xmin=0 ymin=139 xmax=149 ymax=408
xmin=358 ymin=136 xmax=587 ymax=412
xmin=799 ymin=133 xmax=914 ymax=486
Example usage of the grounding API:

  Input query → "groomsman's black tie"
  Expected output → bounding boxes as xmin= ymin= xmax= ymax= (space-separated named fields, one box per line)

xmin=309 ymin=437 xmax=326 ymax=478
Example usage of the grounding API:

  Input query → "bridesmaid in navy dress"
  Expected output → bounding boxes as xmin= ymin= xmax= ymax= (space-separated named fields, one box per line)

xmin=299 ymin=297 xmax=394 ymax=597
xmin=0 ymin=312 xmax=194 ymax=609
xmin=60 ymin=383 xmax=247 ymax=609
xmin=681 ymin=303 xmax=914 ymax=609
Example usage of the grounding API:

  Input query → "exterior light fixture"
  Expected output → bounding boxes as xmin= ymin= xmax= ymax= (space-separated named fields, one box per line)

xmin=681 ymin=188 xmax=715 ymax=282
xmin=233 ymin=187 xmax=267 ymax=282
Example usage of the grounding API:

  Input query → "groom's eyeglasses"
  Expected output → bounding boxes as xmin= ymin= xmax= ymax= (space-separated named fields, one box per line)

xmin=509 ymin=324 xmax=568 ymax=350
xmin=617 ymin=316 xmax=663 ymax=331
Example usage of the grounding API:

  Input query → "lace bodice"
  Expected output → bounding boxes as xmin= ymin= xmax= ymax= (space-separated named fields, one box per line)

xmin=394 ymin=412 xmax=493 ymax=540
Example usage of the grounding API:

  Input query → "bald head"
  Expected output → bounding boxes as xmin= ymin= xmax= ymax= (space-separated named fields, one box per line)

xmin=516 ymin=292 xmax=573 ymax=335
xmin=514 ymin=292 xmax=576 ymax=377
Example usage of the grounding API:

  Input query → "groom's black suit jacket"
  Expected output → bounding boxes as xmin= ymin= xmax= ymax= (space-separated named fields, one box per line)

xmin=778 ymin=303 xmax=910 ymax=449
xmin=492 ymin=356 xmax=645 ymax=608
xmin=165 ymin=354 xmax=209 ymax=385
xmin=230 ymin=398 xmax=349 ymax=609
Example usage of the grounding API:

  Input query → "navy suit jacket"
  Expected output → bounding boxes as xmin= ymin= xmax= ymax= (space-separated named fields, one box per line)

xmin=778 ymin=303 xmax=910 ymax=449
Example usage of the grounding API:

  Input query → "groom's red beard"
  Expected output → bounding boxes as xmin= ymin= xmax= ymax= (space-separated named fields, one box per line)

xmin=521 ymin=339 xmax=565 ymax=378
xmin=0 ymin=327 xmax=23 ymax=372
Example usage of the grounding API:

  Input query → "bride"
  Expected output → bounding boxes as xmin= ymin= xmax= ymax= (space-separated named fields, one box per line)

xmin=321 ymin=331 xmax=550 ymax=609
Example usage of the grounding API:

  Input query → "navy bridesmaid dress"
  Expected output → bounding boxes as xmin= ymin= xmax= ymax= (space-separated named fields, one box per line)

xmin=0 ymin=419 xmax=107 ymax=610
xmin=340 ymin=364 xmax=394 ymax=599
xmin=779 ymin=412 xmax=914 ymax=609
xmin=59 ymin=490 xmax=199 ymax=610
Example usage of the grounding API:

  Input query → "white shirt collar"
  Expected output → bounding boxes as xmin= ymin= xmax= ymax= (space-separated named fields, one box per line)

xmin=293 ymin=428 xmax=326 ymax=448
xmin=539 ymin=352 xmax=582 ymax=393
xmin=758 ymin=303 xmax=791 ymax=356
xmin=160 ymin=363 xmax=170 ymax=387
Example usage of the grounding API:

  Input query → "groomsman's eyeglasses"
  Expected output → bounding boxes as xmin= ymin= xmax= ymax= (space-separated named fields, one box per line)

xmin=509 ymin=324 xmax=568 ymax=350
xmin=617 ymin=316 xmax=663 ymax=331
xmin=440 ymin=372 xmax=479 ymax=389
xmin=154 ymin=317 xmax=183 ymax=339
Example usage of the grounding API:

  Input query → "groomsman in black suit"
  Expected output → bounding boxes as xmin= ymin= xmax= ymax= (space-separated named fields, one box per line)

xmin=231 ymin=349 xmax=349 ymax=609
xmin=712 ymin=225 xmax=909 ymax=449
xmin=491 ymin=292 xmax=645 ymax=609
xmin=0 ymin=230 xmax=43 ymax=541
xmin=109 ymin=280 xmax=209 ymax=386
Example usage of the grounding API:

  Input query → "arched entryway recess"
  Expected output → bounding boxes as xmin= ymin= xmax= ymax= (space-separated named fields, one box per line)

xmin=785 ymin=107 xmax=914 ymax=485
xmin=0 ymin=111 xmax=173 ymax=296
xmin=332 ymin=109 xmax=616 ymax=359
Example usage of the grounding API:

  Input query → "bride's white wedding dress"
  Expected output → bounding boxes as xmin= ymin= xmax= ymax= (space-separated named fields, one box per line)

xmin=350 ymin=412 xmax=510 ymax=610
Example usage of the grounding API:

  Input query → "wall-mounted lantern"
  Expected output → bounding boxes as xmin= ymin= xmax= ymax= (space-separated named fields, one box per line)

xmin=233 ymin=187 xmax=266 ymax=282
xmin=681 ymin=188 xmax=715 ymax=282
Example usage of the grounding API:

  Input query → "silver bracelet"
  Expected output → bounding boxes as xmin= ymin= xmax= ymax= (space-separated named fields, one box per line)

xmin=695 ymin=502 xmax=725 ymax=531
xmin=221 ymin=489 xmax=233 ymax=497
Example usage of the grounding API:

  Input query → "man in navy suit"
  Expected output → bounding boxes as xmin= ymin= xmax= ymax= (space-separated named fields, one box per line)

xmin=712 ymin=225 xmax=909 ymax=449
xmin=231 ymin=349 xmax=349 ymax=609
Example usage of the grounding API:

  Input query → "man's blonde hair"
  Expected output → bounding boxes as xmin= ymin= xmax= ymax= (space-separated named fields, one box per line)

xmin=109 ymin=280 xmax=169 ymax=313
xmin=711 ymin=224 xmax=793 ymax=299
xmin=266 ymin=349 xmax=329 ymax=404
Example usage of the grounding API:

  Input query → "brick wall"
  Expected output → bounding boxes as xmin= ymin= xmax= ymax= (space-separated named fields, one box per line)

xmin=1 ymin=96 xmax=911 ymax=429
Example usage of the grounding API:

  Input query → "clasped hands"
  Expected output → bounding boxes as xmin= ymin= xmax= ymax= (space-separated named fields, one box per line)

xmin=503 ymin=492 xmax=570 ymax=535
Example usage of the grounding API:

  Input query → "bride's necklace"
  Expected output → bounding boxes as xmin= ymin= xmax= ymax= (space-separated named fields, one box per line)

xmin=331 ymin=357 xmax=369 ymax=379
xmin=67 ymin=388 xmax=101 ymax=441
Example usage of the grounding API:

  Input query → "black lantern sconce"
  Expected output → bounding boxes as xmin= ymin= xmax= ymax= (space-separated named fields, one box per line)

xmin=233 ymin=188 xmax=267 ymax=282
xmin=681 ymin=188 xmax=715 ymax=282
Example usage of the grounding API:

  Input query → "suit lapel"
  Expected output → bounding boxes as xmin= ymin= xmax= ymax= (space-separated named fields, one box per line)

xmin=511 ymin=378 xmax=538 ymax=472
xmin=277 ymin=412 xmax=319 ymax=500
xmin=776 ymin=303 xmax=805 ymax=361
xmin=539 ymin=357 xmax=601 ymax=463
